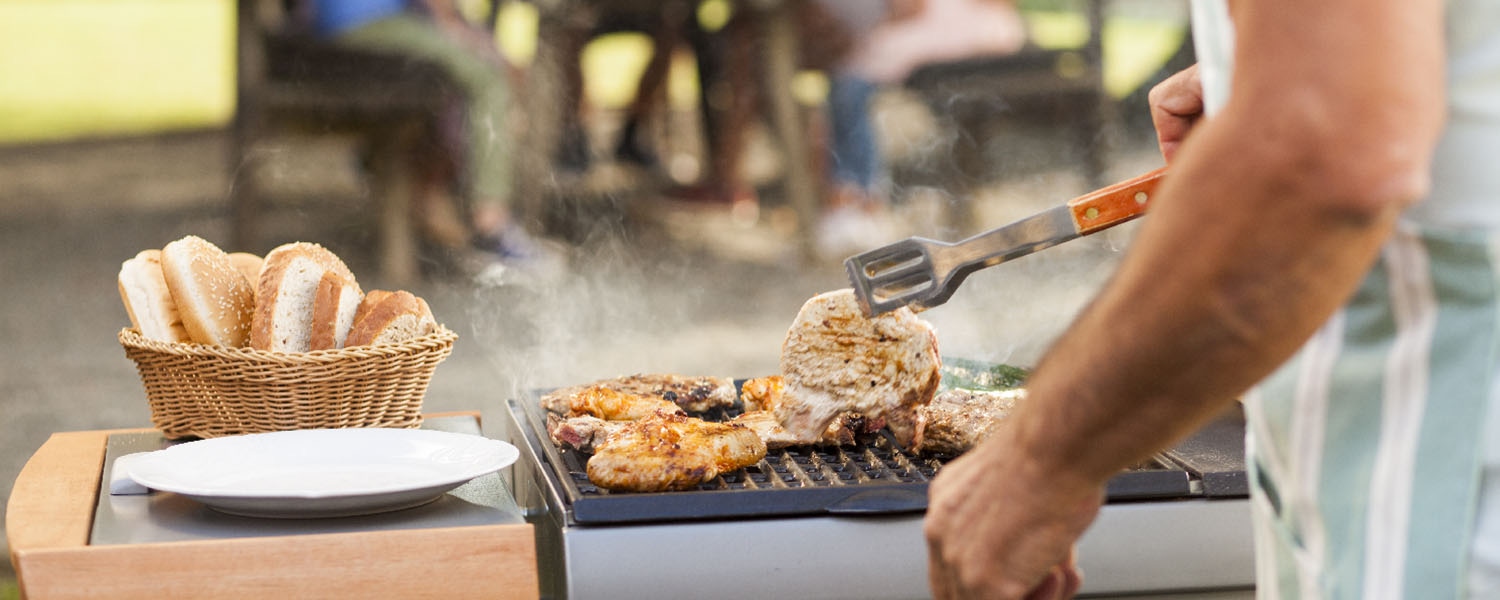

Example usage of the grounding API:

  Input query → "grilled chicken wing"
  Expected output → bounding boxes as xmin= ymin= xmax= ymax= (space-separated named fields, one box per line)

xmin=775 ymin=290 xmax=941 ymax=448
xmin=586 ymin=411 xmax=768 ymax=492
xmin=911 ymin=388 xmax=1026 ymax=455
xmin=540 ymin=373 xmax=737 ymax=414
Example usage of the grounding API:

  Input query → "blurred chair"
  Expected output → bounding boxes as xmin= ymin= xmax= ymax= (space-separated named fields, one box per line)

xmin=229 ymin=0 xmax=502 ymax=284
xmin=900 ymin=0 xmax=1112 ymax=235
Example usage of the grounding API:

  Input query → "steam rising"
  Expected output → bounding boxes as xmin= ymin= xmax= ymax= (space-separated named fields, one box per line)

xmin=459 ymin=230 xmax=822 ymax=404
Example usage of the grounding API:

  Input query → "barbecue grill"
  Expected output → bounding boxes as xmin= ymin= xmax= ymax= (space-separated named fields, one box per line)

xmin=505 ymin=392 xmax=1255 ymax=599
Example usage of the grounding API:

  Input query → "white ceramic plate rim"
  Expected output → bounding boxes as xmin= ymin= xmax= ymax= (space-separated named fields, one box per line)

xmin=123 ymin=428 xmax=519 ymax=500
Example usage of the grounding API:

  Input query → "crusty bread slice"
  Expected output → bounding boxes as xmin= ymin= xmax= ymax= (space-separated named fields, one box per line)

xmin=251 ymin=255 xmax=326 ymax=352
xmin=227 ymin=252 xmax=264 ymax=300
xmin=308 ymin=270 xmax=362 ymax=351
xmin=345 ymin=290 xmax=437 ymax=346
xmin=251 ymin=242 xmax=361 ymax=352
xmin=160 ymin=236 xmax=256 ymax=347
xmin=261 ymin=242 xmax=356 ymax=284
xmin=776 ymin=289 xmax=941 ymax=448
xmin=117 ymin=249 xmax=191 ymax=343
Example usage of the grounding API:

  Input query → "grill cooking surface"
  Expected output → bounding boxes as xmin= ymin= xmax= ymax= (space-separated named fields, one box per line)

xmin=513 ymin=395 xmax=1218 ymax=525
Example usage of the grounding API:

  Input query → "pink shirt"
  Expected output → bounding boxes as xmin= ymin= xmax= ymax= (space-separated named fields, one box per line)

xmin=839 ymin=0 xmax=1028 ymax=84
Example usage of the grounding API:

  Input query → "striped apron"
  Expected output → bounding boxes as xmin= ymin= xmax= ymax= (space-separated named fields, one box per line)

xmin=1191 ymin=0 xmax=1500 ymax=596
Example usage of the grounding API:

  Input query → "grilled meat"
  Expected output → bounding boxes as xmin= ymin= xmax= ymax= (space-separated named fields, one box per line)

xmin=912 ymin=388 xmax=1026 ymax=455
xmin=553 ymin=385 xmax=684 ymax=421
xmin=547 ymin=413 xmax=629 ymax=452
xmin=734 ymin=375 xmax=871 ymax=447
xmin=540 ymin=373 xmax=736 ymax=414
xmin=776 ymin=289 xmax=941 ymax=448
xmin=586 ymin=411 xmax=768 ymax=492
xmin=731 ymin=409 xmax=860 ymax=449
xmin=738 ymin=375 xmax=783 ymax=412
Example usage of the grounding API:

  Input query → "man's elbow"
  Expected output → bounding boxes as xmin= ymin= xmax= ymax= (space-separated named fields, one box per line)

xmin=1248 ymin=92 xmax=1442 ymax=224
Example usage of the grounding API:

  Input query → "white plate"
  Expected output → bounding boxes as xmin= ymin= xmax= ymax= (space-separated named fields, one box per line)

xmin=121 ymin=428 xmax=519 ymax=518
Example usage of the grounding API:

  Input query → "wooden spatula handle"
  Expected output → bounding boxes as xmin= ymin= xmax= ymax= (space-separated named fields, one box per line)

xmin=1067 ymin=166 xmax=1168 ymax=234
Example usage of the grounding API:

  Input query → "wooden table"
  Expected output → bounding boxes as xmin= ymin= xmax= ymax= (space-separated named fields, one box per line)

xmin=6 ymin=413 xmax=538 ymax=599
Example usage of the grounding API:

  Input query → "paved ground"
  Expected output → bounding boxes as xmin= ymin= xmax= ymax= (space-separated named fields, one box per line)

xmin=0 ymin=99 xmax=1164 ymax=586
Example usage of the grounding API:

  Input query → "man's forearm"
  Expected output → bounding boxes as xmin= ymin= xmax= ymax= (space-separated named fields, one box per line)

xmin=1002 ymin=0 xmax=1446 ymax=486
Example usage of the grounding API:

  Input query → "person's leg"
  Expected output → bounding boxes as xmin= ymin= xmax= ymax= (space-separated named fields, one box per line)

xmin=339 ymin=15 xmax=516 ymax=241
xmin=614 ymin=2 xmax=699 ymax=169
xmin=706 ymin=10 xmax=759 ymax=208
xmin=825 ymin=72 xmax=882 ymax=208
xmin=554 ymin=22 xmax=593 ymax=173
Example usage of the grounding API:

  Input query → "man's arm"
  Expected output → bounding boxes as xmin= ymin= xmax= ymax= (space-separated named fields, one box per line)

xmin=924 ymin=0 xmax=1447 ymax=597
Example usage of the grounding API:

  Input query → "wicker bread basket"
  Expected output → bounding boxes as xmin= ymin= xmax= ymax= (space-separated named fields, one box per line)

xmin=119 ymin=326 xmax=457 ymax=439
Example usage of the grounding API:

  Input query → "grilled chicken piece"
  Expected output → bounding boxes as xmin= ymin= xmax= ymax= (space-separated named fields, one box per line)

xmin=775 ymin=289 xmax=941 ymax=448
xmin=739 ymin=375 xmax=784 ymax=413
xmin=540 ymin=373 xmax=737 ymax=414
xmin=587 ymin=411 xmax=768 ymax=492
xmin=911 ymin=388 xmax=1026 ymax=455
xmin=557 ymin=385 xmax=685 ymax=421
xmin=547 ymin=413 xmax=630 ymax=452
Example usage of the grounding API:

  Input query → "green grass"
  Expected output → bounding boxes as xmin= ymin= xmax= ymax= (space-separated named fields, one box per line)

xmin=0 ymin=1 xmax=1183 ymax=146
xmin=1 ymin=577 xmax=16 ymax=600
xmin=0 ymin=0 xmax=236 ymax=144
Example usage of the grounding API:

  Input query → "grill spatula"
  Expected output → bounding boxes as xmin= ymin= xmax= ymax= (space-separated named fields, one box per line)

xmin=846 ymin=167 xmax=1167 ymax=317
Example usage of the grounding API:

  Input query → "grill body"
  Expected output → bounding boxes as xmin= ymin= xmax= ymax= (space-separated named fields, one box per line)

xmin=505 ymin=398 xmax=1256 ymax=599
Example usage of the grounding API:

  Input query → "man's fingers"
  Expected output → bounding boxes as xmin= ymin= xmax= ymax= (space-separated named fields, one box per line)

xmin=928 ymin=542 xmax=956 ymax=600
xmin=1148 ymin=65 xmax=1205 ymax=162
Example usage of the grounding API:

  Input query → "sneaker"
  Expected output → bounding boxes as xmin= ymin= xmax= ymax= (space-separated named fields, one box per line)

xmin=468 ymin=225 xmax=568 ymax=285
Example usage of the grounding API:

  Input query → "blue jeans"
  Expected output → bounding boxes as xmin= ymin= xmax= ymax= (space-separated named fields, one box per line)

xmin=827 ymin=73 xmax=881 ymax=192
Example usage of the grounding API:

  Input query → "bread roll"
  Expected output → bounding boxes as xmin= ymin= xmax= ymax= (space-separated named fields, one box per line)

xmin=251 ymin=242 xmax=360 ymax=352
xmin=345 ymin=290 xmax=437 ymax=346
xmin=227 ymin=252 xmax=264 ymax=299
xmin=117 ymin=249 xmax=191 ymax=343
xmin=308 ymin=270 xmax=362 ymax=351
xmin=160 ymin=236 xmax=255 ymax=347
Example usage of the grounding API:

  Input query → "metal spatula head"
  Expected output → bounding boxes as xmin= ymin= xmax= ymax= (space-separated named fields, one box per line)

xmin=845 ymin=237 xmax=963 ymax=317
xmin=845 ymin=167 xmax=1168 ymax=317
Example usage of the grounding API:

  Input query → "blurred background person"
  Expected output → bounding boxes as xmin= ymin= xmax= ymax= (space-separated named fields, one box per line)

xmin=307 ymin=0 xmax=544 ymax=266
xmin=813 ymin=0 xmax=1027 ymax=257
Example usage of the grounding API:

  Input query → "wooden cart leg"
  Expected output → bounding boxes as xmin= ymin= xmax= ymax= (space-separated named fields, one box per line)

xmin=369 ymin=122 xmax=422 ymax=287
xmin=759 ymin=2 xmax=821 ymax=263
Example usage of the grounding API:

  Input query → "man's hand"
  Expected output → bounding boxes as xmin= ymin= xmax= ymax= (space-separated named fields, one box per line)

xmin=924 ymin=426 xmax=1102 ymax=599
xmin=1147 ymin=64 xmax=1203 ymax=162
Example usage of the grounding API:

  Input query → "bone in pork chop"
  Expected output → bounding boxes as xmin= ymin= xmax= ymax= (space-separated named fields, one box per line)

xmin=776 ymin=289 xmax=941 ymax=448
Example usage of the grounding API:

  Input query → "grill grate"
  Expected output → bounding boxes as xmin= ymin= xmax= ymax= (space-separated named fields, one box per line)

xmin=515 ymin=396 xmax=1197 ymax=525
xmin=557 ymin=425 xmax=939 ymax=495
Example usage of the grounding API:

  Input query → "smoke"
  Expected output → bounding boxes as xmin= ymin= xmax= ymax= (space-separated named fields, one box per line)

xmin=458 ymin=225 xmax=818 ymax=403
